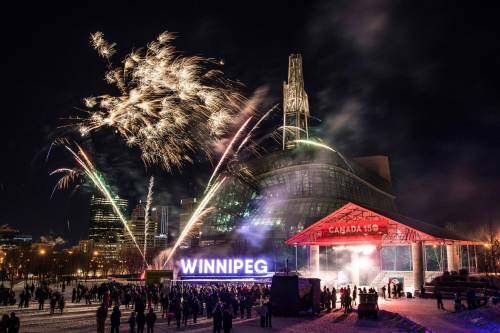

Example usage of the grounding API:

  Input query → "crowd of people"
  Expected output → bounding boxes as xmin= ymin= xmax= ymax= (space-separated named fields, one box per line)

xmin=320 ymin=285 xmax=379 ymax=314
xmin=89 ymin=281 xmax=271 ymax=333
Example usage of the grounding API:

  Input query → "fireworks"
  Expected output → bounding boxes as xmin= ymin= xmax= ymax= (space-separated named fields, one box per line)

xmin=79 ymin=31 xmax=245 ymax=171
xmin=51 ymin=142 xmax=146 ymax=262
xmin=163 ymin=177 xmax=227 ymax=267
xmin=143 ymin=176 xmax=155 ymax=264
xmin=236 ymin=104 xmax=279 ymax=154
xmin=293 ymin=139 xmax=354 ymax=172
xmin=206 ymin=117 xmax=253 ymax=190
xmin=90 ymin=32 xmax=116 ymax=60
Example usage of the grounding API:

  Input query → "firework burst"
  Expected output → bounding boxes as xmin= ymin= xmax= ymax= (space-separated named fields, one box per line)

xmin=293 ymin=139 xmax=354 ymax=172
xmin=79 ymin=31 xmax=245 ymax=171
xmin=163 ymin=177 xmax=227 ymax=267
xmin=143 ymin=176 xmax=154 ymax=264
xmin=50 ymin=142 xmax=146 ymax=262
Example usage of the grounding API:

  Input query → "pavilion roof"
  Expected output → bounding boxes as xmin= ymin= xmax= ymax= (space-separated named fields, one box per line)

xmin=285 ymin=202 xmax=478 ymax=246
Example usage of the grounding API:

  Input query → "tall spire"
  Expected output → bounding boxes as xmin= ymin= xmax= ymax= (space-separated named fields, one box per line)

xmin=283 ymin=54 xmax=310 ymax=150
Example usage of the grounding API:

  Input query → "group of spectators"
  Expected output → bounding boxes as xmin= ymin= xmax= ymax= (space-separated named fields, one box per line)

xmin=91 ymin=281 xmax=271 ymax=333
xmin=435 ymin=287 xmax=499 ymax=312
xmin=320 ymin=284 xmax=378 ymax=314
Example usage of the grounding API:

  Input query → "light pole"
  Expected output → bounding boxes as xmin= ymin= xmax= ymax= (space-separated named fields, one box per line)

xmin=295 ymin=244 xmax=298 ymax=272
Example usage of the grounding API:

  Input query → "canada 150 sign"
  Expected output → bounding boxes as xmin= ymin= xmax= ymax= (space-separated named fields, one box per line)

xmin=328 ymin=223 xmax=380 ymax=235
xmin=180 ymin=258 xmax=269 ymax=277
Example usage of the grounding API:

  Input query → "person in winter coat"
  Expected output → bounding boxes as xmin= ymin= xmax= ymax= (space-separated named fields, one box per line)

xmin=136 ymin=311 xmax=146 ymax=333
xmin=110 ymin=305 xmax=121 ymax=333
xmin=96 ymin=304 xmax=108 ymax=333
xmin=0 ymin=314 xmax=9 ymax=333
xmin=128 ymin=311 xmax=136 ymax=333
xmin=222 ymin=308 xmax=233 ymax=333
xmin=8 ymin=312 xmax=20 ymax=333
xmin=145 ymin=308 xmax=157 ymax=333
xmin=212 ymin=305 xmax=223 ymax=333
xmin=58 ymin=296 xmax=65 ymax=315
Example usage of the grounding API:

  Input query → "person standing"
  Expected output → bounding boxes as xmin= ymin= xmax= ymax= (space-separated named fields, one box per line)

xmin=8 ymin=312 xmax=20 ymax=333
xmin=96 ymin=303 xmax=108 ymax=333
xmin=192 ymin=298 xmax=199 ymax=324
xmin=387 ymin=283 xmax=391 ymax=299
xmin=145 ymin=308 xmax=156 ymax=333
xmin=265 ymin=299 xmax=272 ymax=328
xmin=331 ymin=288 xmax=337 ymax=310
xmin=59 ymin=296 xmax=65 ymax=315
xmin=222 ymin=307 xmax=232 ymax=333
xmin=325 ymin=289 xmax=331 ymax=312
xmin=161 ymin=295 xmax=169 ymax=319
xmin=258 ymin=302 xmax=267 ymax=328
xmin=344 ymin=293 xmax=352 ymax=314
xmin=38 ymin=290 xmax=46 ymax=310
xmin=454 ymin=292 xmax=463 ymax=312
xmin=136 ymin=311 xmax=146 ymax=333
xmin=238 ymin=295 xmax=245 ymax=319
xmin=381 ymin=285 xmax=386 ymax=300
xmin=182 ymin=299 xmax=190 ymax=326
xmin=50 ymin=296 xmax=57 ymax=315
xmin=128 ymin=312 xmax=136 ymax=333
xmin=352 ymin=285 xmax=357 ymax=306
xmin=110 ymin=305 xmax=121 ymax=333
xmin=212 ymin=305 xmax=223 ymax=333
xmin=436 ymin=290 xmax=444 ymax=310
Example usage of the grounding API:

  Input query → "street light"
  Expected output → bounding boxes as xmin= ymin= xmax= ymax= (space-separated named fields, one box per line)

xmin=39 ymin=249 xmax=46 ymax=255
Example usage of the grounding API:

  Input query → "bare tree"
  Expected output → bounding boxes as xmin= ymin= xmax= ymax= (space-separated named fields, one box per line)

xmin=120 ymin=248 xmax=143 ymax=275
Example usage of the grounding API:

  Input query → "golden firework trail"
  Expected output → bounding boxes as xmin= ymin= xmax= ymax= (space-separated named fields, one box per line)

xmin=206 ymin=117 xmax=253 ymax=190
xmin=293 ymin=139 xmax=354 ymax=172
xmin=163 ymin=177 xmax=226 ymax=267
xmin=79 ymin=31 xmax=245 ymax=171
xmin=235 ymin=104 xmax=279 ymax=154
xmin=49 ymin=168 xmax=81 ymax=198
xmin=60 ymin=144 xmax=147 ymax=262
xmin=143 ymin=176 xmax=155 ymax=265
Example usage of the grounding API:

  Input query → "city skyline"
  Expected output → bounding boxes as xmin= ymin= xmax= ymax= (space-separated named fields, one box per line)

xmin=2 ymin=1 xmax=500 ymax=244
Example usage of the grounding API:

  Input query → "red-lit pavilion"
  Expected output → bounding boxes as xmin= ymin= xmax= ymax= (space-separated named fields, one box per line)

xmin=285 ymin=202 xmax=480 ymax=292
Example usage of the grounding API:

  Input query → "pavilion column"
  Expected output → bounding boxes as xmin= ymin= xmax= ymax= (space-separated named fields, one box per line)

xmin=446 ymin=244 xmax=460 ymax=272
xmin=411 ymin=241 xmax=424 ymax=294
xmin=309 ymin=245 xmax=320 ymax=275
xmin=351 ymin=251 xmax=360 ymax=286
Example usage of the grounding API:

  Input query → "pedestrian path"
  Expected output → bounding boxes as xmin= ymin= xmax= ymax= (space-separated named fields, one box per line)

xmin=0 ymin=300 xmax=258 ymax=333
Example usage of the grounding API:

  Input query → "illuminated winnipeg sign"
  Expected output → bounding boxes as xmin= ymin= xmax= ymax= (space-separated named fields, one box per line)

xmin=180 ymin=258 xmax=269 ymax=276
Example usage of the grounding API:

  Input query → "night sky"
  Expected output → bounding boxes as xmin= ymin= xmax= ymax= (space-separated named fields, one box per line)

xmin=2 ymin=1 xmax=500 ymax=244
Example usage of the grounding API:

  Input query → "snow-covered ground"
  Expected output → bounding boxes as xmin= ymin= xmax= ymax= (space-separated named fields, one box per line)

xmin=0 ymin=282 xmax=498 ymax=332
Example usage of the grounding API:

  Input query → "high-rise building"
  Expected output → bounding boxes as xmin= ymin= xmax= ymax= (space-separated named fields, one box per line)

xmin=154 ymin=206 xmax=169 ymax=248
xmin=0 ymin=226 xmax=32 ymax=250
xmin=88 ymin=195 xmax=127 ymax=262
xmin=124 ymin=201 xmax=160 ymax=261
xmin=78 ymin=239 xmax=94 ymax=254
xmin=179 ymin=198 xmax=198 ymax=247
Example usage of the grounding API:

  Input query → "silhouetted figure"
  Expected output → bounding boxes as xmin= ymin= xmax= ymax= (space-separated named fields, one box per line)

xmin=222 ymin=308 xmax=232 ymax=333
xmin=128 ymin=312 xmax=136 ymax=333
xmin=96 ymin=304 xmax=108 ymax=333
xmin=145 ymin=308 xmax=156 ymax=333
xmin=8 ymin=312 xmax=20 ymax=333
xmin=213 ymin=305 xmax=223 ymax=333
xmin=436 ymin=290 xmax=444 ymax=310
xmin=110 ymin=305 xmax=121 ymax=333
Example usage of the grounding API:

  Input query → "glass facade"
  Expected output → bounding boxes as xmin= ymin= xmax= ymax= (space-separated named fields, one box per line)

xmin=381 ymin=246 xmax=412 ymax=271
xmin=199 ymin=146 xmax=396 ymax=271
xmin=88 ymin=195 xmax=127 ymax=261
